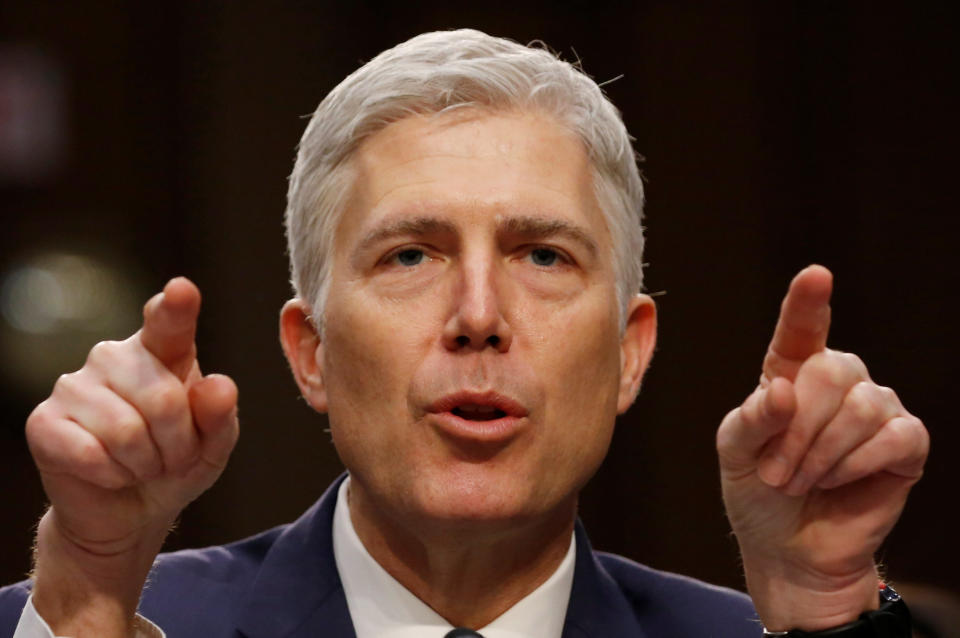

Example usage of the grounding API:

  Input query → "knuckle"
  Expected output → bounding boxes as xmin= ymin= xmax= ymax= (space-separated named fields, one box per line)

xmin=24 ymin=411 xmax=57 ymax=457
xmin=847 ymin=381 xmax=879 ymax=422
xmin=716 ymin=409 xmax=740 ymax=450
xmin=803 ymin=351 xmax=863 ymax=387
xmin=899 ymin=416 xmax=930 ymax=456
xmin=886 ymin=417 xmax=915 ymax=449
xmin=803 ymin=352 xmax=836 ymax=380
xmin=53 ymin=371 xmax=82 ymax=397
xmin=87 ymin=339 xmax=123 ymax=366
xmin=109 ymin=416 xmax=148 ymax=456
xmin=915 ymin=419 xmax=931 ymax=456
xmin=826 ymin=357 xmax=855 ymax=386
xmin=143 ymin=384 xmax=188 ymax=422
xmin=25 ymin=401 xmax=53 ymax=433
xmin=74 ymin=436 xmax=106 ymax=472
xmin=876 ymin=385 xmax=900 ymax=409
xmin=841 ymin=351 xmax=867 ymax=373
xmin=802 ymin=351 xmax=831 ymax=374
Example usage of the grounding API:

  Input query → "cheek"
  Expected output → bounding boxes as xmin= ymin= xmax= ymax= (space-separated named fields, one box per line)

xmin=321 ymin=288 xmax=441 ymax=444
xmin=326 ymin=321 xmax=416 ymax=410
xmin=529 ymin=297 xmax=623 ymax=444
xmin=530 ymin=293 xmax=621 ymax=393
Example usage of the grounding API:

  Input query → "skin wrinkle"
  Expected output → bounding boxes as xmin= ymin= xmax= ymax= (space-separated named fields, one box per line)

xmin=281 ymin=108 xmax=657 ymax=627
xmin=353 ymin=214 xmax=599 ymax=269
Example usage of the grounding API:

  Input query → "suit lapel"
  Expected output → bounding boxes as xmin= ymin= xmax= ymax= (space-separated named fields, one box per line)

xmin=561 ymin=521 xmax=650 ymax=638
xmin=236 ymin=474 xmax=357 ymax=638
xmin=235 ymin=480 xmax=648 ymax=638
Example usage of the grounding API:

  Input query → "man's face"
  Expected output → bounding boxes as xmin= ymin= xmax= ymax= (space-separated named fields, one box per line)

xmin=288 ymin=109 xmax=655 ymax=532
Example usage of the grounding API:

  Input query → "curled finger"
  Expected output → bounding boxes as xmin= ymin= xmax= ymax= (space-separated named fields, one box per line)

xmin=26 ymin=409 xmax=137 ymax=490
xmin=59 ymin=381 xmax=164 ymax=481
xmin=98 ymin=350 xmax=200 ymax=475
xmin=758 ymin=350 xmax=868 ymax=487
xmin=782 ymin=381 xmax=901 ymax=495
xmin=816 ymin=414 xmax=929 ymax=489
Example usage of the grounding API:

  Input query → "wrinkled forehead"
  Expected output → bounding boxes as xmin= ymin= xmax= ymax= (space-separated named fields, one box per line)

xmin=332 ymin=109 xmax=613 ymax=260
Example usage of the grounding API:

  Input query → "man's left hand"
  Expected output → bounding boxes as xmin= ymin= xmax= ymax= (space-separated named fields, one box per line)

xmin=716 ymin=264 xmax=929 ymax=632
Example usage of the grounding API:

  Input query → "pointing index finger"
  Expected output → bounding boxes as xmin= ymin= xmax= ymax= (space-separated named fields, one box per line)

xmin=762 ymin=265 xmax=833 ymax=383
xmin=140 ymin=277 xmax=201 ymax=381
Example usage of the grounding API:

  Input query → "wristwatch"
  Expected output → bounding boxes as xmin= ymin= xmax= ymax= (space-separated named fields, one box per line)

xmin=762 ymin=583 xmax=911 ymax=638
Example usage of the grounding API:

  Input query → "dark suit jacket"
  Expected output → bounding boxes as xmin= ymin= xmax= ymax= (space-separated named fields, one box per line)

xmin=0 ymin=475 xmax=761 ymax=637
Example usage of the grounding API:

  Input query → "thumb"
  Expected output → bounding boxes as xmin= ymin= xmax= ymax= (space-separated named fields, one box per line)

xmin=189 ymin=374 xmax=239 ymax=472
xmin=717 ymin=377 xmax=796 ymax=478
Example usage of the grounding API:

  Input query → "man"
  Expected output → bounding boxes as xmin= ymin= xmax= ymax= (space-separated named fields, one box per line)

xmin=0 ymin=29 xmax=928 ymax=638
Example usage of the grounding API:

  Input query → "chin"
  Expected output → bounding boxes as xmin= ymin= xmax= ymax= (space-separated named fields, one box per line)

xmin=406 ymin=469 xmax=575 ymax=531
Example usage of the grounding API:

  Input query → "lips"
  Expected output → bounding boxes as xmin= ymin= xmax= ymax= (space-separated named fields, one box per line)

xmin=428 ymin=390 xmax=528 ymax=419
xmin=426 ymin=391 xmax=528 ymax=443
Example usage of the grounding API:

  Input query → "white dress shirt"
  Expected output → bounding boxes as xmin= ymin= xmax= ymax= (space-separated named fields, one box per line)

xmin=14 ymin=597 xmax=164 ymax=638
xmin=334 ymin=477 xmax=576 ymax=638
xmin=14 ymin=477 xmax=576 ymax=638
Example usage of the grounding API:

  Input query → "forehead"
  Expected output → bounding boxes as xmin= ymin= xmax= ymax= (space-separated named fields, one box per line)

xmin=334 ymin=109 xmax=612 ymax=255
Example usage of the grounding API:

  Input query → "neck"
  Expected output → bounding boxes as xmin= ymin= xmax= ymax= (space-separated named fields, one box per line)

xmin=347 ymin=480 xmax=576 ymax=629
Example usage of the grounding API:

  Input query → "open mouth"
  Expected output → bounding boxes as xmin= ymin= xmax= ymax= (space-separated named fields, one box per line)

xmin=427 ymin=392 xmax=527 ymax=443
xmin=452 ymin=405 xmax=508 ymax=421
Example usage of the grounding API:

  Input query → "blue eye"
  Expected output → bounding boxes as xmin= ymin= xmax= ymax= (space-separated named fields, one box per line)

xmin=395 ymin=249 xmax=425 ymax=266
xmin=530 ymin=248 xmax=559 ymax=266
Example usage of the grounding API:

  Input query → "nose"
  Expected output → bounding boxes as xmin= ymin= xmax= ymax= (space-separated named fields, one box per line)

xmin=442 ymin=258 xmax=513 ymax=353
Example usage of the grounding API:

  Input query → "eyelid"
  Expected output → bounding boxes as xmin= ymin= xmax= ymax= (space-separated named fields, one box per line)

xmin=524 ymin=243 xmax=576 ymax=266
xmin=379 ymin=243 xmax=434 ymax=267
xmin=375 ymin=242 xmax=578 ymax=268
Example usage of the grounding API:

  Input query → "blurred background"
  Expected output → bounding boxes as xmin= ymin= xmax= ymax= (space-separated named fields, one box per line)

xmin=1 ymin=1 xmax=957 ymax=600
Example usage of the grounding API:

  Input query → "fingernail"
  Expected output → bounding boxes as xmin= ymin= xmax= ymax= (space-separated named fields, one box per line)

xmin=759 ymin=455 xmax=791 ymax=486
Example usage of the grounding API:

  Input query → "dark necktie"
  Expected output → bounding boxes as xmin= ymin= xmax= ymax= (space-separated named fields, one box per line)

xmin=444 ymin=629 xmax=485 ymax=638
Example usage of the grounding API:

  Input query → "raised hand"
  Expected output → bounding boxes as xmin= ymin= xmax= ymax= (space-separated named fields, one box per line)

xmin=26 ymin=278 xmax=239 ymax=636
xmin=716 ymin=265 xmax=928 ymax=632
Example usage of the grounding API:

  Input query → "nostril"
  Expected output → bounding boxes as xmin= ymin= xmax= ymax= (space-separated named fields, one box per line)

xmin=452 ymin=334 xmax=503 ymax=349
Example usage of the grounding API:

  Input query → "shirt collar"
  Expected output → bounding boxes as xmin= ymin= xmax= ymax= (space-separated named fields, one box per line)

xmin=332 ymin=476 xmax=576 ymax=638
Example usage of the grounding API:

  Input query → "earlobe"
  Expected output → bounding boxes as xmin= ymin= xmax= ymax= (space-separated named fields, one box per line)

xmin=617 ymin=294 xmax=657 ymax=413
xmin=279 ymin=299 xmax=329 ymax=413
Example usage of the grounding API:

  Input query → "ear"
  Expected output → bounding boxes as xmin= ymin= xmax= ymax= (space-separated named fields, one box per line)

xmin=617 ymin=294 xmax=657 ymax=414
xmin=279 ymin=298 xmax=328 ymax=413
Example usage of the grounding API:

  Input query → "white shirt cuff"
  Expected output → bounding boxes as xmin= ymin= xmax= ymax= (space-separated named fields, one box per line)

xmin=13 ymin=594 xmax=165 ymax=638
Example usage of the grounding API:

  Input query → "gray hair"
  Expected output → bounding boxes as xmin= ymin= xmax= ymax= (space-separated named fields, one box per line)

xmin=285 ymin=29 xmax=645 ymax=329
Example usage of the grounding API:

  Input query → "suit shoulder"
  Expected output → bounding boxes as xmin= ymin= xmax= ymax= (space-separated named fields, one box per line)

xmin=138 ymin=523 xmax=288 ymax=627
xmin=149 ymin=522 xmax=287 ymax=584
xmin=594 ymin=551 xmax=760 ymax=635
xmin=0 ymin=580 xmax=32 ymax=636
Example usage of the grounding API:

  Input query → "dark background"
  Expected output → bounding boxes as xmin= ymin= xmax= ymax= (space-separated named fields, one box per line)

xmin=1 ymin=2 xmax=956 ymax=595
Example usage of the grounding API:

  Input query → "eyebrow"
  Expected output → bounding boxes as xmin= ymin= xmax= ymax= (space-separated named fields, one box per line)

xmin=355 ymin=217 xmax=459 ymax=255
xmin=353 ymin=213 xmax=599 ymax=259
xmin=500 ymin=216 xmax=599 ymax=259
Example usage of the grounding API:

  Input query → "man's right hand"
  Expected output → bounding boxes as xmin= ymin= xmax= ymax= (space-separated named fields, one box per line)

xmin=25 ymin=277 xmax=239 ymax=637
